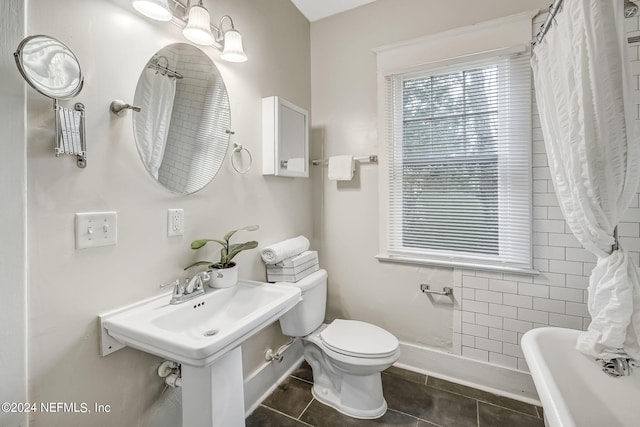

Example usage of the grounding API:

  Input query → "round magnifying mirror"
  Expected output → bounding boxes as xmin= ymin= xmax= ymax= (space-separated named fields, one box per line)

xmin=14 ymin=35 xmax=84 ymax=99
xmin=133 ymin=43 xmax=231 ymax=194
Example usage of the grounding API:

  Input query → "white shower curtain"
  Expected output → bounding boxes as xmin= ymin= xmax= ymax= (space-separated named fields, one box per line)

xmin=531 ymin=0 xmax=640 ymax=361
xmin=135 ymin=68 xmax=176 ymax=179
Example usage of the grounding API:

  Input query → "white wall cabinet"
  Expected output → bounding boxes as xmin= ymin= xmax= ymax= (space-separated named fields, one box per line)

xmin=262 ymin=96 xmax=309 ymax=177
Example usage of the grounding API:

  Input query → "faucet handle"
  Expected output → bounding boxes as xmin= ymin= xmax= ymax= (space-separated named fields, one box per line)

xmin=172 ymin=282 xmax=184 ymax=298
xmin=185 ymin=276 xmax=200 ymax=294
xmin=197 ymin=272 xmax=210 ymax=290
xmin=160 ymin=279 xmax=184 ymax=298
xmin=160 ymin=279 xmax=180 ymax=289
xmin=193 ymin=277 xmax=204 ymax=292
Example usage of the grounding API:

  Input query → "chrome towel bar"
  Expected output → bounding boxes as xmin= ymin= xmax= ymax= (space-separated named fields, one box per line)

xmin=311 ymin=154 xmax=378 ymax=166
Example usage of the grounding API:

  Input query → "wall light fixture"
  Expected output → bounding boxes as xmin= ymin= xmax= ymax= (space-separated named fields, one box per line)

xmin=132 ymin=0 xmax=247 ymax=62
xmin=219 ymin=15 xmax=247 ymax=63
xmin=182 ymin=1 xmax=216 ymax=45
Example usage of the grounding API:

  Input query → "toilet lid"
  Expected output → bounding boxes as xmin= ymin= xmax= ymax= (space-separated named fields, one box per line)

xmin=320 ymin=319 xmax=398 ymax=358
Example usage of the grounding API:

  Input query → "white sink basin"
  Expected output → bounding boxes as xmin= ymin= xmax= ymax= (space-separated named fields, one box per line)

xmin=100 ymin=279 xmax=301 ymax=367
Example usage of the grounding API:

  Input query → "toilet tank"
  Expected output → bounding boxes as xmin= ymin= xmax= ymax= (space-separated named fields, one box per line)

xmin=277 ymin=269 xmax=327 ymax=337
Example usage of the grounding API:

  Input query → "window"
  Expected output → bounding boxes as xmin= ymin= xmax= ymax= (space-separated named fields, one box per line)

xmin=383 ymin=52 xmax=532 ymax=271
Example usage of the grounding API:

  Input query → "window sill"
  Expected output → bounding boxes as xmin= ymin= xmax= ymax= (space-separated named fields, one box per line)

xmin=376 ymin=254 xmax=539 ymax=276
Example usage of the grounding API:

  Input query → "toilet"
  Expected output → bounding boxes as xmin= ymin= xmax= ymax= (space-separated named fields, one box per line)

xmin=277 ymin=269 xmax=400 ymax=419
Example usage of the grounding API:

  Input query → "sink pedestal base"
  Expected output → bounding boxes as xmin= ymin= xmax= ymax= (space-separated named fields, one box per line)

xmin=181 ymin=347 xmax=245 ymax=427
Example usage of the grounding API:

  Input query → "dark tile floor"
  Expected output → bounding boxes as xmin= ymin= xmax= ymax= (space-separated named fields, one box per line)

xmin=246 ymin=362 xmax=544 ymax=427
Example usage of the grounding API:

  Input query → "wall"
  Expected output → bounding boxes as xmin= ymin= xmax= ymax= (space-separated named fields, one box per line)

xmin=311 ymin=0 xmax=550 ymax=359
xmin=451 ymin=13 xmax=640 ymax=372
xmin=25 ymin=0 xmax=310 ymax=425
xmin=312 ymin=0 xmax=640 ymax=383
xmin=0 ymin=1 xmax=27 ymax=426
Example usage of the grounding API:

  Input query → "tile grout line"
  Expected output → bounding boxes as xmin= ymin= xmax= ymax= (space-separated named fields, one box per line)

xmin=476 ymin=400 xmax=480 ymax=427
xmin=290 ymin=373 xmax=314 ymax=385
xmin=392 ymin=372 xmax=538 ymax=420
xmin=297 ymin=396 xmax=316 ymax=421
xmin=478 ymin=400 xmax=541 ymax=419
xmin=418 ymin=378 xmax=537 ymax=418
xmin=259 ymin=404 xmax=314 ymax=427
xmin=384 ymin=408 xmax=424 ymax=426
xmin=394 ymin=409 xmax=443 ymax=427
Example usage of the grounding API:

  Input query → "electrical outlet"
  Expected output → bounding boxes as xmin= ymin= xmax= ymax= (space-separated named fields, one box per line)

xmin=167 ymin=209 xmax=184 ymax=236
xmin=75 ymin=211 xmax=118 ymax=249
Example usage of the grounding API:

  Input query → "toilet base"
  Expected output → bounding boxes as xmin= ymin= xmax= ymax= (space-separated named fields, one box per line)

xmin=310 ymin=370 xmax=388 ymax=419
xmin=312 ymin=384 xmax=388 ymax=419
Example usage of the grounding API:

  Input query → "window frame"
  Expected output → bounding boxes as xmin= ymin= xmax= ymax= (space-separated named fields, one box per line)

xmin=378 ymin=52 xmax=534 ymax=274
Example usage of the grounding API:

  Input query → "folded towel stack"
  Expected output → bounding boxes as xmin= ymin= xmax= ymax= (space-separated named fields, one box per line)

xmin=261 ymin=236 xmax=319 ymax=282
xmin=260 ymin=235 xmax=310 ymax=264
xmin=266 ymin=251 xmax=319 ymax=283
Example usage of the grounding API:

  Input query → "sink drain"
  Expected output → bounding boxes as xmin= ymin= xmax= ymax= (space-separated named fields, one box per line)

xmin=204 ymin=329 xmax=219 ymax=337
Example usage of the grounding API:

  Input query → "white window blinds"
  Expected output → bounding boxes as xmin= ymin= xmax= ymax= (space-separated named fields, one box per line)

xmin=384 ymin=52 xmax=532 ymax=271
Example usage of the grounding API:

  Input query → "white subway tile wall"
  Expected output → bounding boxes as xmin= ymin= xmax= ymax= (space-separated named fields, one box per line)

xmin=158 ymin=46 xmax=213 ymax=189
xmin=452 ymin=15 xmax=640 ymax=371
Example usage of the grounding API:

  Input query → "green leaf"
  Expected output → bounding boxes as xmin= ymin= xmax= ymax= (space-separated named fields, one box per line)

xmin=220 ymin=247 xmax=228 ymax=264
xmin=190 ymin=239 xmax=226 ymax=250
xmin=223 ymin=225 xmax=259 ymax=242
xmin=226 ymin=241 xmax=258 ymax=262
xmin=183 ymin=260 xmax=213 ymax=271
xmin=188 ymin=226 xmax=259 ymax=269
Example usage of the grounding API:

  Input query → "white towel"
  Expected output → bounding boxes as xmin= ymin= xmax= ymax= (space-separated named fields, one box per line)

xmin=328 ymin=155 xmax=355 ymax=181
xmin=261 ymin=236 xmax=310 ymax=264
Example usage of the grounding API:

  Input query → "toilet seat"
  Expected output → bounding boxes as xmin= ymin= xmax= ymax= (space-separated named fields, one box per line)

xmin=320 ymin=319 xmax=398 ymax=358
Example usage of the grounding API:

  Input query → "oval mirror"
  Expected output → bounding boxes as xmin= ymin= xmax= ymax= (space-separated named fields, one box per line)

xmin=133 ymin=43 xmax=231 ymax=194
xmin=14 ymin=35 xmax=84 ymax=99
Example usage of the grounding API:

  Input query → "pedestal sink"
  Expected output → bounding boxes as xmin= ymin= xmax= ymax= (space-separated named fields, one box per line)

xmin=99 ymin=279 xmax=301 ymax=427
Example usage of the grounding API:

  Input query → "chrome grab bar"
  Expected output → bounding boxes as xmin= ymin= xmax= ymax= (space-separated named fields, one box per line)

xmin=420 ymin=283 xmax=453 ymax=297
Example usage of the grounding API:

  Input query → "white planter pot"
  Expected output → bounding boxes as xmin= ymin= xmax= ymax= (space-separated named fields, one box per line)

xmin=209 ymin=264 xmax=238 ymax=288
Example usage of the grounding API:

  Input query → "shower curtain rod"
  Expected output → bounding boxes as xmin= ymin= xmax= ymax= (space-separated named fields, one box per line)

xmin=147 ymin=56 xmax=184 ymax=80
xmin=533 ymin=0 xmax=564 ymax=47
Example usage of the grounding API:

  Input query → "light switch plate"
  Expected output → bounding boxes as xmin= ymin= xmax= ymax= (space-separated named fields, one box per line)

xmin=167 ymin=209 xmax=184 ymax=236
xmin=75 ymin=211 xmax=118 ymax=249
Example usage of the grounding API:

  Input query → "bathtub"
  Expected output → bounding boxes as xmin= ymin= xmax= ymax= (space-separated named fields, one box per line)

xmin=522 ymin=327 xmax=640 ymax=427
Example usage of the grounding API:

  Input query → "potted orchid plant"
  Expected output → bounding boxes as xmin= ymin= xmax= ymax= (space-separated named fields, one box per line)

xmin=184 ymin=225 xmax=259 ymax=288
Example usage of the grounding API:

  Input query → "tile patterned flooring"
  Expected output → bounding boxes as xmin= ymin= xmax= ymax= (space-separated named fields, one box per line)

xmin=246 ymin=363 xmax=544 ymax=427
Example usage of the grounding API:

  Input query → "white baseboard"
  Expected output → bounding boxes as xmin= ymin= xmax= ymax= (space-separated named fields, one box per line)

xmin=396 ymin=340 xmax=541 ymax=406
xmin=243 ymin=339 xmax=304 ymax=417
xmin=242 ymin=338 xmax=540 ymax=417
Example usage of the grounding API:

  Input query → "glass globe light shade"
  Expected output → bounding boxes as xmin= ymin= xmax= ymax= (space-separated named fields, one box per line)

xmin=183 ymin=4 xmax=215 ymax=45
xmin=221 ymin=29 xmax=247 ymax=62
xmin=132 ymin=0 xmax=172 ymax=21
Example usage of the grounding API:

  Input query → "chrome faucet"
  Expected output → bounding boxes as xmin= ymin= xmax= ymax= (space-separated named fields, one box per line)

xmin=161 ymin=272 xmax=209 ymax=305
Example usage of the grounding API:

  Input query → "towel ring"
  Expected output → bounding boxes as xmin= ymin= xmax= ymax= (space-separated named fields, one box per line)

xmin=231 ymin=142 xmax=252 ymax=174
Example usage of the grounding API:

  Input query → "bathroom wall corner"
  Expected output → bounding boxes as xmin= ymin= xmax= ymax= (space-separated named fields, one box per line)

xmin=0 ymin=1 xmax=28 ymax=426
